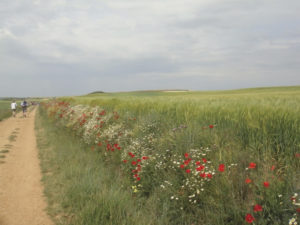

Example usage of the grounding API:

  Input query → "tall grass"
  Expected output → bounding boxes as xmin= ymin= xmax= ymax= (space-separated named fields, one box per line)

xmin=0 ymin=100 xmax=12 ymax=121
xmin=39 ymin=86 xmax=300 ymax=224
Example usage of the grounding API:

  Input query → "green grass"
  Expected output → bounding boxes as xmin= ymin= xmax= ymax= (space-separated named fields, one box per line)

xmin=0 ymin=150 xmax=9 ymax=153
xmin=39 ymin=86 xmax=300 ymax=224
xmin=9 ymin=134 xmax=17 ymax=142
xmin=36 ymin=110 xmax=166 ymax=225
xmin=0 ymin=100 xmax=12 ymax=121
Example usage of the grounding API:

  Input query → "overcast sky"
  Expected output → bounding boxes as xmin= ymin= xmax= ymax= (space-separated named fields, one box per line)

xmin=1 ymin=0 xmax=300 ymax=97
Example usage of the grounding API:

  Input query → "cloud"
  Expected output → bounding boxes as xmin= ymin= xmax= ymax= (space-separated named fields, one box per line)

xmin=0 ymin=0 xmax=300 ymax=96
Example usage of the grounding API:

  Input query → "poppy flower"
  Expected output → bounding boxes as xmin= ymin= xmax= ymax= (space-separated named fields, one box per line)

xmin=184 ymin=160 xmax=190 ymax=165
xmin=296 ymin=208 xmax=300 ymax=213
xmin=245 ymin=178 xmax=252 ymax=184
xmin=106 ymin=144 xmax=111 ymax=150
xmin=196 ymin=165 xmax=205 ymax=171
xmin=245 ymin=213 xmax=254 ymax=223
xmin=200 ymin=173 xmax=206 ymax=178
xmin=253 ymin=204 xmax=263 ymax=212
xmin=209 ymin=125 xmax=214 ymax=128
xmin=271 ymin=165 xmax=275 ymax=171
xmin=206 ymin=173 xmax=212 ymax=179
xmin=129 ymin=152 xmax=135 ymax=158
xmin=180 ymin=164 xmax=185 ymax=169
xmin=123 ymin=160 xmax=128 ymax=163
xmin=142 ymin=156 xmax=149 ymax=160
xmin=131 ymin=161 xmax=137 ymax=166
xmin=248 ymin=162 xmax=256 ymax=169
xmin=195 ymin=161 xmax=201 ymax=165
xmin=218 ymin=164 xmax=225 ymax=172
xmin=263 ymin=181 xmax=270 ymax=188
xmin=184 ymin=153 xmax=189 ymax=158
xmin=186 ymin=169 xmax=191 ymax=174
xmin=202 ymin=158 xmax=207 ymax=163
xmin=136 ymin=177 xmax=141 ymax=181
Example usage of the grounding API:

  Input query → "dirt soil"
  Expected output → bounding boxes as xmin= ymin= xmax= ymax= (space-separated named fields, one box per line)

xmin=0 ymin=109 xmax=53 ymax=225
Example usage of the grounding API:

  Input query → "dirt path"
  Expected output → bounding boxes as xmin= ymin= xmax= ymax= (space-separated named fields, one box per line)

xmin=0 ymin=109 xmax=53 ymax=225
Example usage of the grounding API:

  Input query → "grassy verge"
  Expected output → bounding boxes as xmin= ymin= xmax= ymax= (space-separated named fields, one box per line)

xmin=0 ymin=100 xmax=12 ymax=121
xmin=36 ymin=106 xmax=177 ymax=225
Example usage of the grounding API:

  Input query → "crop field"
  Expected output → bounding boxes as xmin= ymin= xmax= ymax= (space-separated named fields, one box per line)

xmin=37 ymin=86 xmax=300 ymax=225
xmin=0 ymin=100 xmax=12 ymax=121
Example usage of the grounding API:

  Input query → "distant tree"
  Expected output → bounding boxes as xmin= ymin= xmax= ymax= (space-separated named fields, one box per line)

xmin=88 ymin=91 xmax=105 ymax=95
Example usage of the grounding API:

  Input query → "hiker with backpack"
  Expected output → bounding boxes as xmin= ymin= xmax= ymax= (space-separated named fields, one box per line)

xmin=21 ymin=99 xmax=28 ymax=117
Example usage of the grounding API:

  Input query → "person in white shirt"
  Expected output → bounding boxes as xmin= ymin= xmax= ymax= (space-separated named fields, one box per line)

xmin=11 ymin=100 xmax=17 ymax=117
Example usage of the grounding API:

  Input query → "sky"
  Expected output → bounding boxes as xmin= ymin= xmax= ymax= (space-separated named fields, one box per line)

xmin=0 ymin=0 xmax=300 ymax=97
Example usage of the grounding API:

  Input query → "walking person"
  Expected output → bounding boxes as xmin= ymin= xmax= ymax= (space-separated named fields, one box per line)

xmin=11 ymin=100 xmax=17 ymax=117
xmin=21 ymin=99 xmax=28 ymax=118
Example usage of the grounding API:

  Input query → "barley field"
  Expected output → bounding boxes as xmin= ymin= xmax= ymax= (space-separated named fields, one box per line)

xmin=37 ymin=86 xmax=300 ymax=225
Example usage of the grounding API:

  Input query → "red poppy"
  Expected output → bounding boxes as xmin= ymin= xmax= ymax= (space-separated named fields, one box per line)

xmin=136 ymin=177 xmax=141 ymax=181
xmin=206 ymin=173 xmax=212 ymax=179
xmin=97 ymin=142 xmax=102 ymax=146
xmin=245 ymin=213 xmax=254 ymax=223
xmin=271 ymin=165 xmax=275 ymax=171
xmin=129 ymin=152 xmax=135 ymax=158
xmin=142 ymin=156 xmax=149 ymax=160
xmin=184 ymin=160 xmax=190 ymax=165
xmin=186 ymin=169 xmax=191 ymax=174
xmin=184 ymin=153 xmax=189 ymax=158
xmin=131 ymin=161 xmax=137 ymax=166
xmin=137 ymin=159 xmax=142 ymax=162
xmin=114 ymin=143 xmax=121 ymax=150
xmin=296 ymin=208 xmax=300 ymax=213
xmin=202 ymin=158 xmax=207 ymax=163
xmin=200 ymin=173 xmax=206 ymax=178
xmin=248 ymin=162 xmax=256 ymax=169
xmin=218 ymin=164 xmax=225 ymax=172
xmin=209 ymin=125 xmax=214 ymax=128
xmin=253 ymin=204 xmax=263 ymax=212
xmin=245 ymin=178 xmax=252 ymax=184
xmin=195 ymin=161 xmax=201 ymax=165
xmin=180 ymin=164 xmax=185 ymax=169
xmin=295 ymin=153 xmax=300 ymax=158
xmin=99 ymin=110 xmax=106 ymax=116
xmin=196 ymin=165 xmax=205 ymax=171
xmin=134 ymin=174 xmax=138 ymax=177
xmin=123 ymin=160 xmax=127 ymax=163
xmin=263 ymin=181 xmax=270 ymax=188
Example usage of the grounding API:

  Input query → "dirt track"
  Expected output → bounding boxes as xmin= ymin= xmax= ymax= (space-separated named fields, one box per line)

xmin=0 ymin=109 xmax=53 ymax=225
